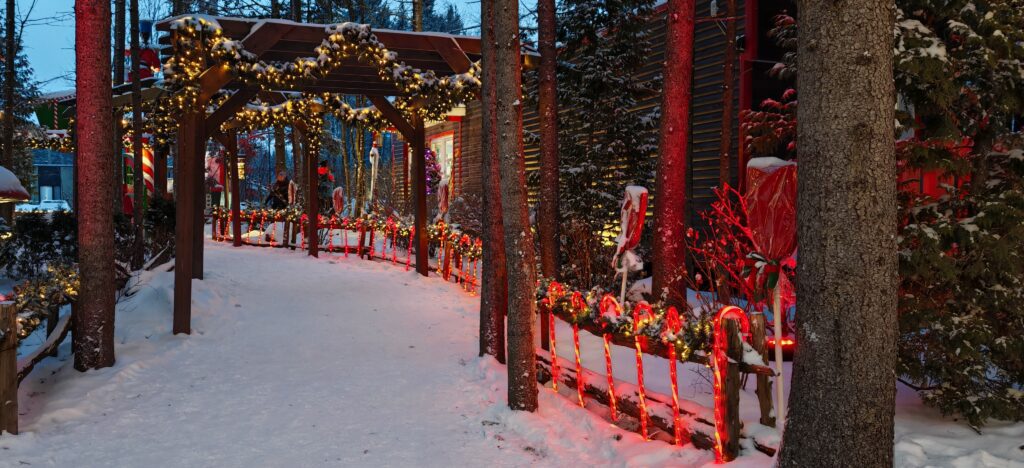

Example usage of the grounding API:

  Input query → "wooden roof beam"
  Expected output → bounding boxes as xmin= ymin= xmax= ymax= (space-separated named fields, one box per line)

xmin=427 ymin=36 xmax=473 ymax=74
xmin=206 ymin=87 xmax=259 ymax=134
xmin=197 ymin=22 xmax=295 ymax=104
xmin=367 ymin=96 xmax=414 ymax=139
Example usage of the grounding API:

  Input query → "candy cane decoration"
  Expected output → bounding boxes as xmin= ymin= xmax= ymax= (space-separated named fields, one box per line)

xmin=712 ymin=305 xmax=750 ymax=462
xmin=663 ymin=306 xmax=684 ymax=445
xmin=390 ymin=221 xmax=398 ymax=264
xmin=546 ymin=282 xmax=566 ymax=393
xmin=570 ymin=291 xmax=587 ymax=407
xmin=633 ymin=302 xmax=654 ymax=440
xmin=599 ymin=294 xmax=621 ymax=422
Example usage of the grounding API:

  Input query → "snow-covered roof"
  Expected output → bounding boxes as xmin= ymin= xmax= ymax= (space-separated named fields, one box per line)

xmin=0 ymin=166 xmax=30 ymax=202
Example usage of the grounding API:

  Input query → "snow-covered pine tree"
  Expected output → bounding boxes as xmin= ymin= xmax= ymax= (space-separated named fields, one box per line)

xmin=0 ymin=11 xmax=39 ymax=197
xmin=894 ymin=0 xmax=1024 ymax=426
xmin=538 ymin=0 xmax=659 ymax=286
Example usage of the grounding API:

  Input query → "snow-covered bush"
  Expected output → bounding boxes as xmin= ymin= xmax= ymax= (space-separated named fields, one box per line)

xmin=898 ymin=147 xmax=1024 ymax=426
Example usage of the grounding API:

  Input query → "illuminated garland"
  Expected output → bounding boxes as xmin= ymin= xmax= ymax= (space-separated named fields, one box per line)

xmin=212 ymin=207 xmax=483 ymax=261
xmin=10 ymin=264 xmax=79 ymax=342
xmin=164 ymin=16 xmax=480 ymax=122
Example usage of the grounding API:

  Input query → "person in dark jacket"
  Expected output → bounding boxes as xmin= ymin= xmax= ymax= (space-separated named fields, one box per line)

xmin=266 ymin=171 xmax=290 ymax=209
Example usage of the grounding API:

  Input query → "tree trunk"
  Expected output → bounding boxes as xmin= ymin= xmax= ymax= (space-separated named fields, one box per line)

xmin=495 ymin=0 xmax=538 ymax=412
xmin=274 ymin=125 xmax=287 ymax=174
xmin=290 ymin=0 xmax=302 ymax=22
xmin=111 ymin=0 xmax=127 ymax=214
xmin=778 ymin=0 xmax=897 ymax=464
xmin=478 ymin=0 xmax=506 ymax=364
xmin=412 ymin=0 xmax=422 ymax=31
xmin=651 ymin=0 xmax=695 ymax=307
xmin=270 ymin=0 xmax=281 ymax=18
xmin=1 ymin=0 xmax=15 ymax=223
xmin=536 ymin=0 xmax=559 ymax=280
xmin=74 ymin=0 xmax=117 ymax=371
xmin=130 ymin=0 xmax=145 ymax=270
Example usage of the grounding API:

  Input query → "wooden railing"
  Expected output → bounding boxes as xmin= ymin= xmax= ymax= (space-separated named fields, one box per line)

xmin=1 ymin=300 xmax=74 ymax=435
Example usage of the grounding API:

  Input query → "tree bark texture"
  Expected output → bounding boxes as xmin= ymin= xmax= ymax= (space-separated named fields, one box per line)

xmin=1 ymin=0 xmax=15 ymax=223
xmin=536 ymin=0 xmax=559 ymax=280
xmin=274 ymin=125 xmax=287 ymax=174
xmin=651 ymin=0 xmax=695 ymax=307
xmin=74 ymin=0 xmax=117 ymax=371
xmin=290 ymin=0 xmax=302 ymax=22
xmin=412 ymin=0 xmax=423 ymax=31
xmin=495 ymin=0 xmax=538 ymax=412
xmin=478 ymin=0 xmax=506 ymax=364
xmin=130 ymin=0 xmax=145 ymax=270
xmin=778 ymin=0 xmax=898 ymax=465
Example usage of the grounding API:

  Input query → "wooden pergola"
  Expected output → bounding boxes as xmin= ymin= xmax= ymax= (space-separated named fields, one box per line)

xmin=154 ymin=16 xmax=508 ymax=335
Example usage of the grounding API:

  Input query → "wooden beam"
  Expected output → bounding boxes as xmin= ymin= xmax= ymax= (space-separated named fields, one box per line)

xmin=174 ymin=111 xmax=202 ymax=335
xmin=367 ymin=96 xmax=414 ymax=138
xmin=427 ymin=36 xmax=473 ymax=73
xmin=197 ymin=22 xmax=294 ymax=104
xmin=206 ymin=86 xmax=259 ymax=134
xmin=192 ymin=112 xmax=208 ymax=281
xmin=410 ymin=115 xmax=428 ymax=276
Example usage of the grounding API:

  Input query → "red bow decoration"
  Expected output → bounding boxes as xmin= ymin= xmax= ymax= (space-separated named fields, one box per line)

xmin=599 ymin=294 xmax=621 ymax=322
xmin=742 ymin=252 xmax=782 ymax=292
xmin=547 ymin=281 xmax=566 ymax=303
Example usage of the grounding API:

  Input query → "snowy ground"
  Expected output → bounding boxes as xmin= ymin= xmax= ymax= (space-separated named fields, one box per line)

xmin=2 ymin=239 xmax=1023 ymax=467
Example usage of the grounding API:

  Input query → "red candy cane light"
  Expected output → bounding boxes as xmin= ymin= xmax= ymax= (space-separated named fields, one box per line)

xmin=546 ymin=282 xmax=566 ymax=392
xmin=632 ymin=302 xmax=654 ymax=440
xmin=599 ymin=294 xmax=621 ymax=422
xmin=570 ymin=291 xmax=587 ymax=407
xmin=712 ymin=305 xmax=750 ymax=463
xmin=663 ymin=306 xmax=684 ymax=445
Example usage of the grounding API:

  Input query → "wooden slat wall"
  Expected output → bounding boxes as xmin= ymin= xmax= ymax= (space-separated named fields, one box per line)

xmin=522 ymin=4 xmax=744 ymax=228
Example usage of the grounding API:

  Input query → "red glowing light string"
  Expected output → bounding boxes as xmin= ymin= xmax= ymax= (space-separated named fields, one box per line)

xmin=662 ymin=306 xmax=684 ymax=445
xmin=632 ymin=302 xmax=654 ymax=440
xmin=570 ymin=291 xmax=587 ymax=407
xmin=712 ymin=305 xmax=750 ymax=463
xmin=599 ymin=294 xmax=620 ymax=422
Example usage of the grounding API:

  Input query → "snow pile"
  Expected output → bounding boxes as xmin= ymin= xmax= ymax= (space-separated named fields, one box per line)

xmin=0 ymin=165 xmax=29 ymax=202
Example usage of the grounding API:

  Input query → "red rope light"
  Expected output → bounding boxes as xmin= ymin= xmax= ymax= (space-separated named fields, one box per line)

xmin=571 ymin=291 xmax=587 ymax=407
xmin=599 ymin=294 xmax=620 ymax=422
xmin=712 ymin=305 xmax=750 ymax=463
xmin=663 ymin=306 xmax=684 ymax=445
xmin=632 ymin=302 xmax=654 ymax=440
xmin=343 ymin=220 xmax=349 ymax=258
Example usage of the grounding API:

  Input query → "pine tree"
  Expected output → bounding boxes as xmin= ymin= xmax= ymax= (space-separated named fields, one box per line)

xmin=0 ymin=8 xmax=39 ymax=198
xmin=540 ymin=0 xmax=658 ymax=286
xmin=893 ymin=0 xmax=1024 ymax=425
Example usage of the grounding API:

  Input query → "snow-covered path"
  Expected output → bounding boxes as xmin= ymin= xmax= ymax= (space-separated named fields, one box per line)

xmin=4 ymin=242 xmax=555 ymax=467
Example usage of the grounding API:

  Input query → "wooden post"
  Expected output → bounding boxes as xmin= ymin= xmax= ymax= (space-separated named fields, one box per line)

xmin=750 ymin=312 xmax=775 ymax=427
xmin=304 ymin=128 xmax=318 ymax=258
xmin=0 ymin=302 xmax=18 ymax=435
xmin=46 ymin=305 xmax=59 ymax=357
xmin=191 ymin=114 xmax=207 ymax=280
xmin=226 ymin=132 xmax=242 ymax=247
xmin=411 ymin=116 xmax=428 ymax=276
xmin=154 ymin=145 xmax=168 ymax=199
xmin=173 ymin=111 xmax=201 ymax=335
xmin=723 ymin=318 xmax=743 ymax=461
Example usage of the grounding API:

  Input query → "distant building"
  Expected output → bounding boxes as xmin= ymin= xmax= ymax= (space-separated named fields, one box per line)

xmin=30 ymin=149 xmax=74 ymax=204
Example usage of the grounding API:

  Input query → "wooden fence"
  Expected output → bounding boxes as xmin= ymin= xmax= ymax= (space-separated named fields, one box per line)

xmin=1 ymin=300 xmax=73 ymax=435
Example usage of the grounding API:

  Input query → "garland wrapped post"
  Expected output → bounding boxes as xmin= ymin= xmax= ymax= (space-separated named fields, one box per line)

xmin=632 ymin=302 xmax=654 ymax=440
xmin=300 ymin=214 xmax=308 ymax=250
xmin=663 ymin=306 xmax=684 ymax=445
xmin=368 ymin=227 xmax=376 ymax=259
xmin=599 ymin=294 xmax=620 ymax=422
xmin=356 ymin=219 xmax=365 ymax=258
xmin=712 ymin=305 xmax=749 ymax=462
xmin=389 ymin=220 xmax=398 ymax=264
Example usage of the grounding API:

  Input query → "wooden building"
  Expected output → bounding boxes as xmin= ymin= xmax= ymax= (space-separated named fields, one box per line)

xmin=418 ymin=0 xmax=795 ymax=229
